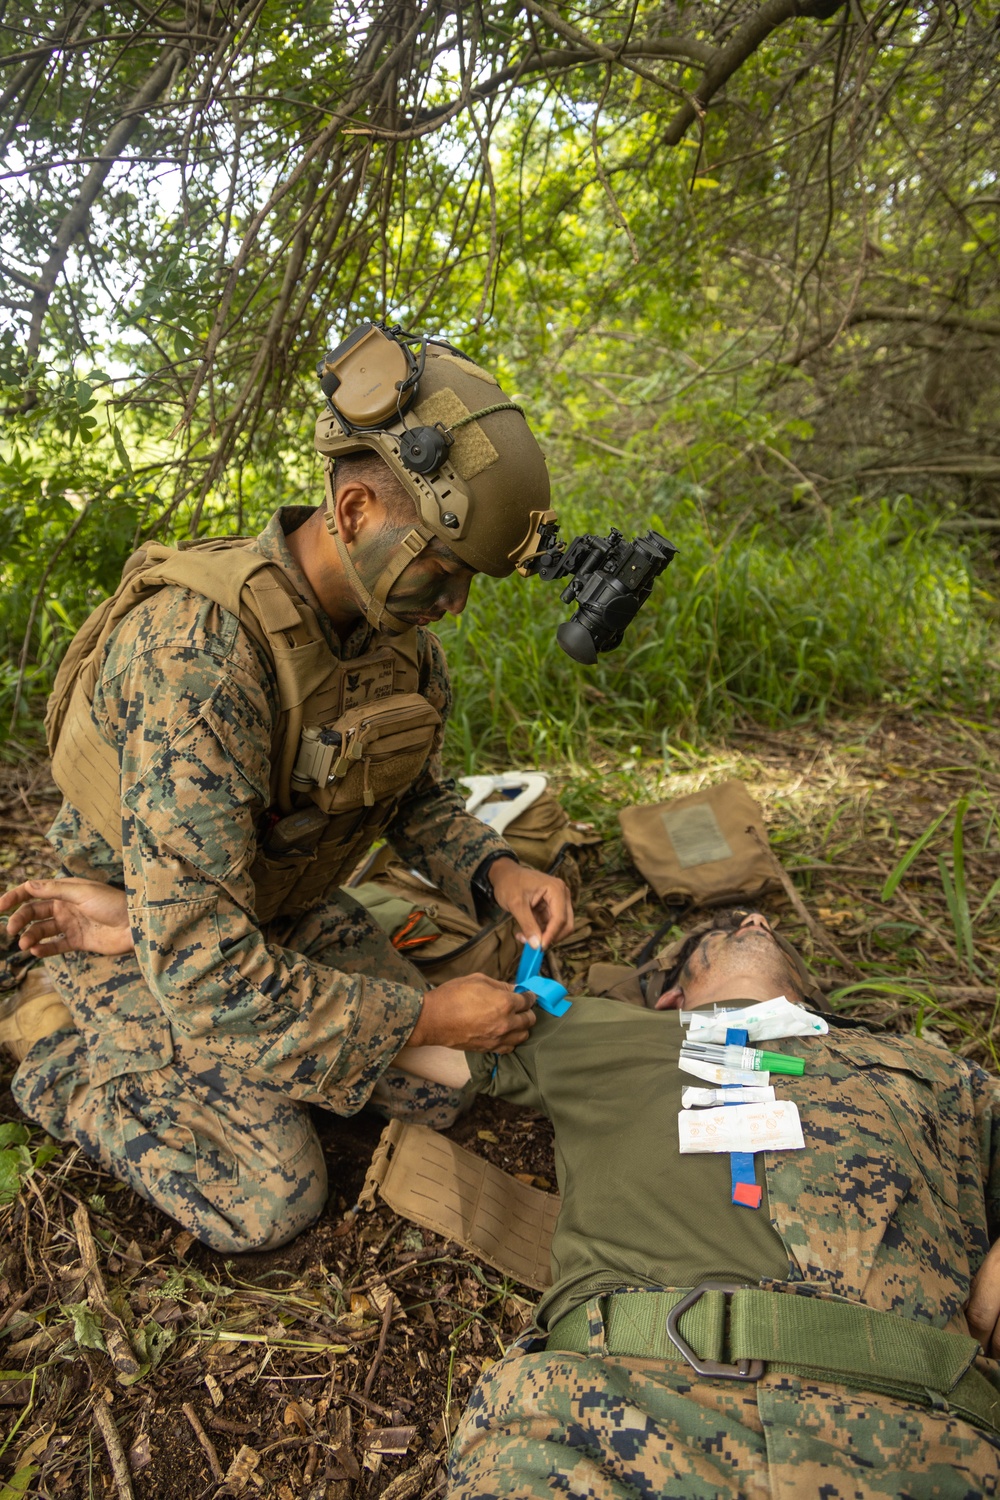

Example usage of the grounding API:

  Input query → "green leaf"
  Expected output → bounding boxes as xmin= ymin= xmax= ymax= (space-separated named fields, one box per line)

xmin=0 ymin=1464 xmax=39 ymax=1500
xmin=61 ymin=1302 xmax=106 ymax=1353
xmin=950 ymin=796 xmax=978 ymax=973
xmin=0 ymin=1147 xmax=31 ymax=1207
xmin=0 ymin=1124 xmax=30 ymax=1149
xmin=33 ymin=1137 xmax=61 ymax=1170
xmin=973 ymin=877 xmax=1000 ymax=924
xmin=112 ymin=425 xmax=134 ymax=482
xmin=880 ymin=804 xmax=952 ymax=901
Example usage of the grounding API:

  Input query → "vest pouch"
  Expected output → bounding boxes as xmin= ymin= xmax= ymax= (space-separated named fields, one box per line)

xmin=347 ymin=860 xmax=521 ymax=985
xmin=619 ymin=779 xmax=781 ymax=908
xmin=296 ymin=694 xmax=440 ymax=816
xmin=251 ymin=847 xmax=318 ymax=925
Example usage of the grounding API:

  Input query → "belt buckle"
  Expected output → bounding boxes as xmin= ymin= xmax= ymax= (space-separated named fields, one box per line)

xmin=665 ymin=1280 xmax=764 ymax=1381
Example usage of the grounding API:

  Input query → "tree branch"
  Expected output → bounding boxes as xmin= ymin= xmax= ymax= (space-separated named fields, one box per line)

xmin=663 ymin=0 xmax=847 ymax=145
xmin=24 ymin=34 xmax=199 ymax=365
xmin=787 ymin=304 xmax=1000 ymax=365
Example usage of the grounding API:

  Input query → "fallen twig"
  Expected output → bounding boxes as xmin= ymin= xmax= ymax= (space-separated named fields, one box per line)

xmin=746 ymin=825 xmax=861 ymax=978
xmin=362 ymin=1292 xmax=394 ymax=1400
xmin=378 ymin=1451 xmax=439 ymax=1500
xmin=92 ymin=1397 xmax=136 ymax=1500
xmin=182 ymin=1402 xmax=224 ymax=1482
xmin=72 ymin=1204 xmax=141 ymax=1379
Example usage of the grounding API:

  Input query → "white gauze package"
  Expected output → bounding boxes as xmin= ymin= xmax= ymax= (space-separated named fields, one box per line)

xmin=677 ymin=1100 xmax=804 ymax=1154
xmin=683 ymin=998 xmax=829 ymax=1044
xmin=681 ymin=1085 xmax=776 ymax=1109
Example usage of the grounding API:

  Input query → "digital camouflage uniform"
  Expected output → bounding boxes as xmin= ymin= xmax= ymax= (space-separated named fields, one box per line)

xmin=449 ymin=1000 xmax=1000 ymax=1498
xmin=11 ymin=507 xmax=510 ymax=1252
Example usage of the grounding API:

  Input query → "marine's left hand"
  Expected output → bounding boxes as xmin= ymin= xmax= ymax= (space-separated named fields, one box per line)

xmin=487 ymin=858 xmax=574 ymax=948
xmin=0 ymin=877 xmax=133 ymax=958
xmin=967 ymin=1238 xmax=1000 ymax=1357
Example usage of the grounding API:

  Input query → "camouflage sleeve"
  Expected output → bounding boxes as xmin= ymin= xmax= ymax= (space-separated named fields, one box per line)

xmin=386 ymin=629 xmax=513 ymax=911
xmin=968 ymin=1060 xmax=1000 ymax=1246
xmin=94 ymin=589 xmax=423 ymax=1112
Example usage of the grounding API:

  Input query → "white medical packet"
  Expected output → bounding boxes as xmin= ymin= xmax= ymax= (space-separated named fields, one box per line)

xmin=681 ymin=1085 xmax=776 ymax=1109
xmin=677 ymin=1099 xmax=804 ymax=1155
xmin=681 ymin=997 xmax=829 ymax=1044
xmin=678 ymin=1056 xmax=768 ymax=1088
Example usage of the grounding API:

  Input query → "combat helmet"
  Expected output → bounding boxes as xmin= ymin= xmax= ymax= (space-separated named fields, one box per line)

xmin=315 ymin=323 xmax=555 ymax=634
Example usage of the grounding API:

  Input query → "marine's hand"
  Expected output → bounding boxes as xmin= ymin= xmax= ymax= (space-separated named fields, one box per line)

xmin=488 ymin=858 xmax=574 ymax=948
xmin=409 ymin=973 xmax=536 ymax=1053
xmin=967 ymin=1238 xmax=1000 ymax=1357
xmin=0 ymin=878 xmax=133 ymax=958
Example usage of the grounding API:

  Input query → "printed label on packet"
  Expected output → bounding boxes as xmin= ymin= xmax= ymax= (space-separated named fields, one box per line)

xmin=678 ymin=1057 xmax=768 ymax=1088
xmin=677 ymin=1100 xmax=804 ymax=1155
xmin=681 ymin=1085 xmax=776 ymax=1109
xmin=684 ymin=998 xmax=829 ymax=1044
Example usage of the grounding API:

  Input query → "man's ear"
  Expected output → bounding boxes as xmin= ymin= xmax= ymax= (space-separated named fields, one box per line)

xmin=335 ymin=481 xmax=377 ymax=543
xmin=655 ymin=984 xmax=685 ymax=1011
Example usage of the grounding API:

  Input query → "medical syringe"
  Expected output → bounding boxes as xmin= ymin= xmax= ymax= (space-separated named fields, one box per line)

xmin=680 ymin=1041 xmax=805 ymax=1077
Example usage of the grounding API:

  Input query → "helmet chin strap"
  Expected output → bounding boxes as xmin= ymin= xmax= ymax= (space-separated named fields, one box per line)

xmin=323 ymin=464 xmax=437 ymax=636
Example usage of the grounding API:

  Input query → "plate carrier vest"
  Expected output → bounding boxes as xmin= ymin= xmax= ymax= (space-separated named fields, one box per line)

xmin=45 ymin=539 xmax=441 ymax=924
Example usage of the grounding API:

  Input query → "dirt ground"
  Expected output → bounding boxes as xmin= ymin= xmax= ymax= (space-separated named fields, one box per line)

xmin=2 ymin=710 xmax=999 ymax=1499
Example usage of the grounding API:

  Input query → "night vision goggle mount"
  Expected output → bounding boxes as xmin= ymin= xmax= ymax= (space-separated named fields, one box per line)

xmin=518 ymin=521 xmax=678 ymax=665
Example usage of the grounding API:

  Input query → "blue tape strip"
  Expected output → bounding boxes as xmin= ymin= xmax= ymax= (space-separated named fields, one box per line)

xmin=514 ymin=944 xmax=572 ymax=1017
xmin=726 ymin=1026 xmax=759 ymax=1209
xmin=515 ymin=944 xmax=545 ymax=986
xmin=516 ymin=976 xmax=572 ymax=1017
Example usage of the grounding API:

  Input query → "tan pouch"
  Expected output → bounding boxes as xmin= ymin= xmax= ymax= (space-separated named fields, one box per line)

xmin=360 ymin=1120 xmax=558 ymax=1290
xmin=503 ymin=791 xmax=600 ymax=871
xmin=619 ymin=779 xmax=780 ymax=908
xmin=296 ymin=693 xmax=440 ymax=814
xmin=347 ymin=857 xmax=521 ymax=985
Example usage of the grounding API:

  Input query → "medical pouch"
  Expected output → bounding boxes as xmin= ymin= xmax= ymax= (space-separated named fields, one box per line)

xmin=619 ymin=779 xmax=780 ymax=908
xmin=501 ymin=791 xmax=600 ymax=871
xmin=295 ymin=693 xmax=440 ymax=815
xmin=347 ymin=857 xmax=521 ymax=986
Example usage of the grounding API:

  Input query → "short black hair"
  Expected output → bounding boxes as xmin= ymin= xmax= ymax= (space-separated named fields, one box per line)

xmin=334 ymin=450 xmax=416 ymax=522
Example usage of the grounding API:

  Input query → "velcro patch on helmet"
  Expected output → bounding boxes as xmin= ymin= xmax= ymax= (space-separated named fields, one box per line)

xmin=414 ymin=387 xmax=499 ymax=480
xmin=431 ymin=350 xmax=501 ymax=386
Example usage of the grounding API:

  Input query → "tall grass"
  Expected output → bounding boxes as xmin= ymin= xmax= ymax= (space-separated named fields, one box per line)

xmin=439 ymin=497 xmax=997 ymax=769
xmin=2 ymin=489 xmax=994 ymax=764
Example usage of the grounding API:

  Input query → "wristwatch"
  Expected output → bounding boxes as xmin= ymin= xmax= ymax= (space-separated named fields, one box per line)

xmin=471 ymin=850 xmax=519 ymax=915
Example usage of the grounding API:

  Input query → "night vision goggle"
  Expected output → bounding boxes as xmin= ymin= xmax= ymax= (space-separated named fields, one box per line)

xmin=316 ymin=321 xmax=676 ymax=660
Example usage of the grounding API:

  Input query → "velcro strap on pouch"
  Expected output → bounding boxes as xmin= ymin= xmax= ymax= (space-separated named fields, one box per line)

xmin=361 ymin=1121 xmax=558 ymax=1291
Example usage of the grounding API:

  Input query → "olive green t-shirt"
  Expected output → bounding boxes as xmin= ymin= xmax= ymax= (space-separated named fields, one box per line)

xmin=467 ymin=997 xmax=790 ymax=1329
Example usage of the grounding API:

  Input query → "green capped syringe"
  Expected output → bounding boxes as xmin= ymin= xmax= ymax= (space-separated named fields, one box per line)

xmin=680 ymin=1040 xmax=805 ymax=1077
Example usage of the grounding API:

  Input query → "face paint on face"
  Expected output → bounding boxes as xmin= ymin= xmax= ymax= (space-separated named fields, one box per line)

xmin=384 ymin=544 xmax=476 ymax=626
xmin=681 ymin=915 xmax=780 ymax=987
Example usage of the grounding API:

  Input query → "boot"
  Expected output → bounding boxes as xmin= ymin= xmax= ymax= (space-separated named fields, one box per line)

xmin=0 ymin=964 xmax=72 ymax=1063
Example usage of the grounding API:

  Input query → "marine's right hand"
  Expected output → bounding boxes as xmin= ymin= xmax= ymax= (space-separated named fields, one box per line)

xmin=0 ymin=878 xmax=133 ymax=958
xmin=408 ymin=974 xmax=536 ymax=1053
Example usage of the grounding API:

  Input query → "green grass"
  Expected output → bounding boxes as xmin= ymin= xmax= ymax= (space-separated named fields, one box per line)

xmin=2 ymin=489 xmax=996 ymax=763
xmin=438 ymin=497 xmax=998 ymax=769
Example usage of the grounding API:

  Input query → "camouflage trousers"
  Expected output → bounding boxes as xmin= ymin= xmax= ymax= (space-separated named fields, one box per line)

xmin=449 ymin=1323 xmax=1000 ymax=1499
xmin=11 ymin=893 xmax=471 ymax=1254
